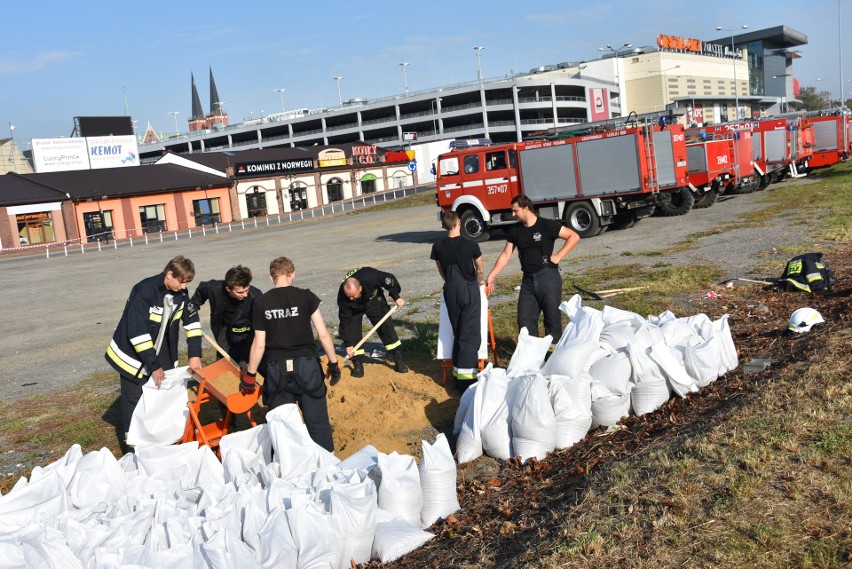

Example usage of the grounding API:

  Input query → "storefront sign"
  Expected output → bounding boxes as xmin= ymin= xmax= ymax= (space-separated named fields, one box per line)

xmin=318 ymin=148 xmax=348 ymax=168
xmin=87 ymin=135 xmax=140 ymax=169
xmin=32 ymin=138 xmax=89 ymax=173
xmin=657 ymin=34 xmax=742 ymax=59
xmin=235 ymin=158 xmax=315 ymax=177
xmin=352 ymin=145 xmax=378 ymax=165
xmin=589 ymin=87 xmax=610 ymax=122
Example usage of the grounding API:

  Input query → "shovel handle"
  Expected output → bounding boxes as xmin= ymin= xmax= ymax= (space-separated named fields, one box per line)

xmin=343 ymin=304 xmax=400 ymax=363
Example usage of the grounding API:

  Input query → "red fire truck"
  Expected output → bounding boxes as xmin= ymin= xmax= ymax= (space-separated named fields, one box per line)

xmin=434 ymin=118 xmax=689 ymax=240
xmin=684 ymin=129 xmax=759 ymax=208
xmin=803 ymin=111 xmax=850 ymax=169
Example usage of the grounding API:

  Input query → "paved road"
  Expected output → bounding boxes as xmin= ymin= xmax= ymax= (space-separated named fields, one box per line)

xmin=0 ymin=183 xmax=813 ymax=402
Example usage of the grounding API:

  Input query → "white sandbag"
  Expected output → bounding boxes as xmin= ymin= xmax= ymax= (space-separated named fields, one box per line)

xmin=126 ymin=366 xmax=191 ymax=448
xmin=336 ymin=444 xmax=380 ymax=474
xmin=29 ymin=444 xmax=82 ymax=487
xmin=687 ymin=313 xmax=714 ymax=339
xmin=256 ymin=507 xmax=298 ymax=569
xmin=649 ymin=343 xmax=698 ymax=397
xmin=680 ymin=336 xmax=721 ymax=388
xmin=478 ymin=367 xmax=514 ymax=460
xmin=506 ymin=328 xmax=553 ymax=377
xmin=436 ymin=286 xmax=489 ymax=360
xmin=419 ymin=434 xmax=460 ymax=528
xmin=376 ymin=452 xmax=422 ymax=528
xmin=219 ymin=424 xmax=272 ymax=466
xmin=647 ymin=309 xmax=677 ymax=326
xmin=0 ymin=470 xmax=67 ymax=532
xmin=588 ymin=350 xmax=632 ymax=394
xmin=371 ymin=508 xmax=434 ymax=564
xmin=455 ymin=381 xmax=484 ymax=464
xmin=714 ymin=314 xmax=738 ymax=373
xmin=266 ymin=404 xmax=340 ymax=480
xmin=626 ymin=340 xmax=671 ymax=415
xmin=541 ymin=340 xmax=610 ymax=378
xmin=330 ymin=482 xmax=377 ymax=568
xmin=559 ymin=294 xmax=603 ymax=322
xmin=590 ymin=382 xmax=631 ymax=429
xmin=199 ymin=526 xmax=262 ymax=569
xmin=548 ymin=375 xmax=592 ymax=449
xmin=18 ymin=526 xmax=84 ymax=569
xmin=287 ymin=502 xmax=344 ymax=569
xmin=67 ymin=447 xmax=127 ymax=510
xmin=551 ymin=298 xmax=604 ymax=350
xmin=453 ymin=380 xmax=478 ymax=436
xmin=555 ymin=372 xmax=593 ymax=414
xmin=659 ymin=317 xmax=697 ymax=347
xmin=510 ymin=372 xmax=557 ymax=462
xmin=134 ymin=442 xmax=203 ymax=488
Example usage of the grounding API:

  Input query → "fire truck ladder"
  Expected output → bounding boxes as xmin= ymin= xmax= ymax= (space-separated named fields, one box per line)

xmin=531 ymin=108 xmax=686 ymax=140
xmin=643 ymin=123 xmax=660 ymax=194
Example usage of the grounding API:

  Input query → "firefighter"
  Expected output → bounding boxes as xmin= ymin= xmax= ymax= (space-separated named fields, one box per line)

xmin=105 ymin=256 xmax=203 ymax=450
xmin=188 ymin=265 xmax=262 ymax=365
xmin=486 ymin=195 xmax=580 ymax=347
xmin=337 ymin=267 xmax=408 ymax=378
xmin=431 ymin=210 xmax=484 ymax=393
xmin=243 ymin=256 xmax=340 ymax=452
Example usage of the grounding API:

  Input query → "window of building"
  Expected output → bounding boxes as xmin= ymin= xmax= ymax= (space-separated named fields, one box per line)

xmin=139 ymin=204 xmax=166 ymax=233
xmin=360 ymin=173 xmax=377 ymax=194
xmin=288 ymin=183 xmax=308 ymax=210
xmin=16 ymin=212 xmax=54 ymax=245
xmin=84 ymin=211 xmax=113 ymax=242
xmin=327 ymin=178 xmax=343 ymax=202
xmin=245 ymin=186 xmax=267 ymax=218
xmin=192 ymin=198 xmax=220 ymax=226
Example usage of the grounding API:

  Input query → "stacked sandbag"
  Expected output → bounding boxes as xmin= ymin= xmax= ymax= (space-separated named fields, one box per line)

xmin=626 ymin=341 xmax=672 ymax=416
xmin=507 ymin=328 xmax=552 ymax=377
xmin=454 ymin=381 xmax=484 ymax=464
xmin=376 ymin=452 xmax=423 ymax=528
xmin=590 ymin=381 xmax=632 ymax=429
xmin=548 ymin=373 xmax=593 ymax=449
xmin=477 ymin=365 xmax=514 ymax=460
xmin=418 ymin=434 xmax=460 ymax=528
xmin=510 ymin=371 xmax=557 ymax=461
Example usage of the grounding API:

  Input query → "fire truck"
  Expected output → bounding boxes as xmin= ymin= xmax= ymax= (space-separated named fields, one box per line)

xmin=803 ymin=111 xmax=851 ymax=169
xmin=434 ymin=114 xmax=690 ymax=240
xmin=684 ymin=128 xmax=759 ymax=208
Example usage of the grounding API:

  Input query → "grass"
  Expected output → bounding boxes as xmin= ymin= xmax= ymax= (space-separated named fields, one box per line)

xmin=348 ymin=187 xmax=437 ymax=213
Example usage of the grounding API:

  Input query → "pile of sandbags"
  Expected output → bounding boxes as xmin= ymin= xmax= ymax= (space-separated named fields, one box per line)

xmin=0 ymin=404 xmax=461 ymax=568
xmin=454 ymin=294 xmax=738 ymax=464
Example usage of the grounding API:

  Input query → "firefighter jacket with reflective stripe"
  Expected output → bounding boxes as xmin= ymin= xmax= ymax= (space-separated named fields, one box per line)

xmin=189 ymin=279 xmax=262 ymax=357
xmin=337 ymin=266 xmax=402 ymax=315
xmin=105 ymin=273 xmax=203 ymax=380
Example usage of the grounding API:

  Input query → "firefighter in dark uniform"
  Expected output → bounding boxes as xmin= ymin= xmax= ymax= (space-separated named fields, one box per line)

xmin=105 ymin=256 xmax=203 ymax=450
xmin=431 ymin=211 xmax=484 ymax=393
xmin=188 ymin=265 xmax=262 ymax=365
xmin=337 ymin=267 xmax=408 ymax=378
xmin=243 ymin=256 xmax=340 ymax=452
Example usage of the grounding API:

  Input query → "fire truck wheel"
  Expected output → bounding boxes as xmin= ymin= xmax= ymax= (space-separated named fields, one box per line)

xmin=694 ymin=189 xmax=718 ymax=209
xmin=459 ymin=209 xmax=491 ymax=242
xmin=609 ymin=212 xmax=638 ymax=230
xmin=656 ymin=187 xmax=695 ymax=217
xmin=564 ymin=202 xmax=602 ymax=238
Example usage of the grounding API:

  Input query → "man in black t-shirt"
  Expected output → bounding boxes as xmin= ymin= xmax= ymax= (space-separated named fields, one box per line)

xmin=486 ymin=195 xmax=580 ymax=347
xmin=431 ymin=210 xmax=484 ymax=392
xmin=243 ymin=256 xmax=340 ymax=452
xmin=189 ymin=265 xmax=262 ymax=365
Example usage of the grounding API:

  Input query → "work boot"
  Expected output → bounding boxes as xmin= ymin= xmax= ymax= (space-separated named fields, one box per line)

xmin=391 ymin=349 xmax=409 ymax=373
xmin=351 ymin=358 xmax=365 ymax=378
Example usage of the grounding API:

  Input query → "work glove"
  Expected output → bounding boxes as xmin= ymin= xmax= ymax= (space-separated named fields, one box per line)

xmin=239 ymin=370 xmax=257 ymax=395
xmin=327 ymin=361 xmax=342 ymax=386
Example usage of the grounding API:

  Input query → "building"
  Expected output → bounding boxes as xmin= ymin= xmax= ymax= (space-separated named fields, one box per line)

xmin=0 ymin=138 xmax=34 ymax=175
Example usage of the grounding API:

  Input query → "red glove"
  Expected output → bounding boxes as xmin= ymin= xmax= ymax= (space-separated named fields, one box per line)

xmin=239 ymin=370 xmax=257 ymax=395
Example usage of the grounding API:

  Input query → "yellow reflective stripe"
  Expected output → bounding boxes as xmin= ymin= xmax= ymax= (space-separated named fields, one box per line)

xmin=805 ymin=272 xmax=823 ymax=283
xmin=231 ymin=327 xmax=251 ymax=333
xmin=130 ymin=333 xmax=152 ymax=346
xmin=184 ymin=322 xmax=201 ymax=331
xmin=781 ymin=278 xmax=811 ymax=292
xmin=134 ymin=340 xmax=154 ymax=352
xmin=172 ymin=309 xmax=184 ymax=322
xmin=384 ymin=340 xmax=401 ymax=351
xmin=107 ymin=341 xmax=142 ymax=376
xmin=149 ymin=313 xmax=162 ymax=323
xmin=353 ymin=348 xmax=365 ymax=356
xmin=453 ymin=368 xmax=478 ymax=380
xmin=186 ymin=329 xmax=203 ymax=338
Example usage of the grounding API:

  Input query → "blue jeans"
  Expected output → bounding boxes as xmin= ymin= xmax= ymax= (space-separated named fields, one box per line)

xmin=517 ymin=267 xmax=563 ymax=342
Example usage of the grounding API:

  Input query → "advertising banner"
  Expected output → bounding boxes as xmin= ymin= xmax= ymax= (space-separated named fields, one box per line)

xmin=87 ymin=135 xmax=140 ymax=169
xmin=589 ymin=88 xmax=610 ymax=122
xmin=32 ymin=138 xmax=89 ymax=173
xmin=235 ymin=158 xmax=315 ymax=177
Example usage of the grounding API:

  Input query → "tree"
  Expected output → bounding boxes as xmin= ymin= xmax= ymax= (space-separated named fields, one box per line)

xmin=798 ymin=86 xmax=824 ymax=110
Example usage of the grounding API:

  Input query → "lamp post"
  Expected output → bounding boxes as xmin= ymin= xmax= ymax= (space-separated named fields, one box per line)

xmin=333 ymin=76 xmax=344 ymax=107
xmin=399 ymin=62 xmax=410 ymax=95
xmin=817 ymin=78 xmax=832 ymax=108
xmin=8 ymin=122 xmax=16 ymax=173
xmin=430 ymin=97 xmax=443 ymax=138
xmin=473 ymin=46 xmax=485 ymax=83
xmin=716 ymin=25 xmax=748 ymax=117
xmin=598 ymin=43 xmax=631 ymax=105
xmin=275 ymin=88 xmax=286 ymax=114
xmin=648 ymin=65 xmax=681 ymax=110
xmin=169 ymin=111 xmax=180 ymax=134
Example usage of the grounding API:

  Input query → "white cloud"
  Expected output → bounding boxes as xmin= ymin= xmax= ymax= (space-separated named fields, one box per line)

xmin=0 ymin=50 xmax=78 ymax=76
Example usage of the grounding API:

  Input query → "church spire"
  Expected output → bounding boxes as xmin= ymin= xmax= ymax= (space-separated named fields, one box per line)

xmin=190 ymin=72 xmax=205 ymax=120
xmin=209 ymin=66 xmax=222 ymax=116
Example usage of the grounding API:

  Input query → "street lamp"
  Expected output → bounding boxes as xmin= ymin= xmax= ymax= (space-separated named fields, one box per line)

xmin=648 ymin=65 xmax=681 ymax=109
xmin=169 ymin=111 xmax=181 ymax=134
xmin=473 ymin=46 xmax=485 ymax=83
xmin=333 ymin=76 xmax=344 ymax=107
xmin=275 ymin=88 xmax=286 ymax=114
xmin=430 ymin=97 xmax=443 ymax=137
xmin=399 ymin=62 xmax=410 ymax=95
xmin=716 ymin=24 xmax=748 ymax=117
xmin=817 ymin=77 xmax=832 ymax=108
xmin=8 ymin=123 xmax=16 ymax=173
xmin=598 ymin=42 xmax=632 ymax=102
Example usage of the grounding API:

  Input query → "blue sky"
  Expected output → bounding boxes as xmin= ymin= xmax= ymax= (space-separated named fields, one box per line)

xmin=1 ymin=0 xmax=849 ymax=145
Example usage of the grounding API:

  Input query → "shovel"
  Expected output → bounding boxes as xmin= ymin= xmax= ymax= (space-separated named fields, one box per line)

xmin=343 ymin=304 xmax=400 ymax=367
xmin=718 ymin=277 xmax=776 ymax=286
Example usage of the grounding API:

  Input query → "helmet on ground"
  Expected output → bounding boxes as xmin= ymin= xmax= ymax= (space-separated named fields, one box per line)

xmin=788 ymin=307 xmax=825 ymax=333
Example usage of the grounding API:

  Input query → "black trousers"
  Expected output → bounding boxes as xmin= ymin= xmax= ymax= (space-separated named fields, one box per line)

xmin=444 ymin=270 xmax=481 ymax=372
xmin=339 ymin=296 xmax=400 ymax=354
xmin=517 ymin=266 xmax=563 ymax=341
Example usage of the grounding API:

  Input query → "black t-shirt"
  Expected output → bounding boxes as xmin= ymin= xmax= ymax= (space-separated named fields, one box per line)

xmin=252 ymin=286 xmax=321 ymax=358
xmin=506 ymin=217 xmax=564 ymax=274
xmin=430 ymin=236 xmax=482 ymax=281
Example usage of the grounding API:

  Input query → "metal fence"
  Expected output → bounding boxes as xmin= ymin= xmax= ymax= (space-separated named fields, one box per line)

xmin=3 ymin=184 xmax=434 ymax=260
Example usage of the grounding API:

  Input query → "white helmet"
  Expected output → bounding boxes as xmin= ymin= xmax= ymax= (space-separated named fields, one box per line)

xmin=788 ymin=307 xmax=825 ymax=333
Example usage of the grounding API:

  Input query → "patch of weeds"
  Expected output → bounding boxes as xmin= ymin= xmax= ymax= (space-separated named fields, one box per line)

xmin=644 ymin=250 xmax=665 ymax=257
xmin=809 ymin=424 xmax=852 ymax=459
xmin=621 ymin=251 xmax=634 ymax=256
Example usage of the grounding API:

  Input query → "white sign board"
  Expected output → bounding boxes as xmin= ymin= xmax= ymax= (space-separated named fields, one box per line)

xmin=403 ymin=131 xmax=417 ymax=141
xmin=87 ymin=135 xmax=140 ymax=169
xmin=31 ymin=138 xmax=89 ymax=173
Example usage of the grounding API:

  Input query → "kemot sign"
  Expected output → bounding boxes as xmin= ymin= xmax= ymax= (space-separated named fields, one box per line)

xmin=657 ymin=34 xmax=743 ymax=59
